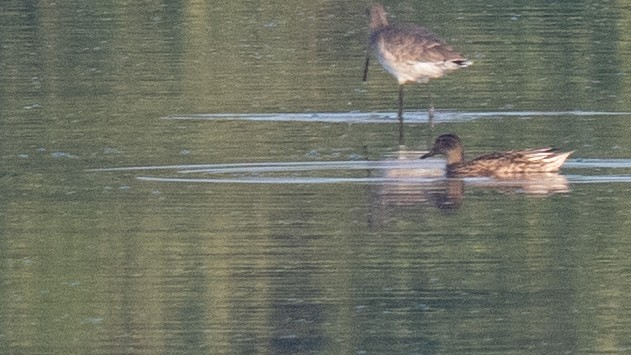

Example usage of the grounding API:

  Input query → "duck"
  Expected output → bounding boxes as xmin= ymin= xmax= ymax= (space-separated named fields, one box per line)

xmin=420 ymin=134 xmax=573 ymax=177
xmin=363 ymin=3 xmax=471 ymax=125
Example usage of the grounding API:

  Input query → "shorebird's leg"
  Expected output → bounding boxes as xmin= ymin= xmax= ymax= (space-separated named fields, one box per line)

xmin=398 ymin=85 xmax=405 ymax=145
xmin=398 ymin=85 xmax=404 ymax=123
xmin=363 ymin=54 xmax=370 ymax=82
xmin=427 ymin=89 xmax=435 ymax=127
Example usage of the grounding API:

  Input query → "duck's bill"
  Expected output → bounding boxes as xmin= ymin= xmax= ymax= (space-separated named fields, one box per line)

xmin=420 ymin=151 xmax=435 ymax=159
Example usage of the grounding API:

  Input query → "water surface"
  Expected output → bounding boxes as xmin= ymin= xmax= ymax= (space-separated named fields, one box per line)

xmin=2 ymin=0 xmax=631 ymax=354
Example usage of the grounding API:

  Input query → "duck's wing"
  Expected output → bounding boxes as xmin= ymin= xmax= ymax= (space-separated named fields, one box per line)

xmin=465 ymin=148 xmax=573 ymax=175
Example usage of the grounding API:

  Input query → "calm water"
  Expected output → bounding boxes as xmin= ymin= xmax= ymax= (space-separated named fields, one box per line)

xmin=2 ymin=0 xmax=631 ymax=354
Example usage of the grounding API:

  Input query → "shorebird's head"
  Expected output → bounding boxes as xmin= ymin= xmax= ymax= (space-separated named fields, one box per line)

xmin=369 ymin=3 xmax=389 ymax=31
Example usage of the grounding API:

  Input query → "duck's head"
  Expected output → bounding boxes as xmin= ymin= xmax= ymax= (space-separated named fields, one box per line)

xmin=421 ymin=134 xmax=464 ymax=163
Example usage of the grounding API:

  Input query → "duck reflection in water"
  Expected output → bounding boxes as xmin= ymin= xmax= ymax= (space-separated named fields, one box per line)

xmin=368 ymin=141 xmax=572 ymax=227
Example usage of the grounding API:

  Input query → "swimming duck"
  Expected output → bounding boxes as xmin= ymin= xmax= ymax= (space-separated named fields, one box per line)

xmin=420 ymin=134 xmax=573 ymax=177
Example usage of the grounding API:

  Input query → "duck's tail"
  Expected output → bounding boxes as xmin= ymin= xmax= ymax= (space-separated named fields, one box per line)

xmin=527 ymin=149 xmax=574 ymax=172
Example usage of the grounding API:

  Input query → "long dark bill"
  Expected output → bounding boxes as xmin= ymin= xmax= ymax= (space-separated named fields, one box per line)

xmin=362 ymin=55 xmax=370 ymax=82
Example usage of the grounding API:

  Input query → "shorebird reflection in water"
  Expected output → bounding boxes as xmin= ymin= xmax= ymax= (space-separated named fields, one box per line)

xmin=421 ymin=134 xmax=573 ymax=178
xmin=363 ymin=3 xmax=472 ymax=134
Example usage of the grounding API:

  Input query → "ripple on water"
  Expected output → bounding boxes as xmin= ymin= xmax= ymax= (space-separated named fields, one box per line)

xmin=161 ymin=111 xmax=631 ymax=124
xmin=88 ymin=158 xmax=631 ymax=186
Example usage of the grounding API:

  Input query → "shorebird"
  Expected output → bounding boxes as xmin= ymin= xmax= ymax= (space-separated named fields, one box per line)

xmin=421 ymin=134 xmax=573 ymax=177
xmin=363 ymin=3 xmax=471 ymax=130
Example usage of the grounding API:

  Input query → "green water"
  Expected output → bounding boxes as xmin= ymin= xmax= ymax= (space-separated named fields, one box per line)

xmin=2 ymin=0 xmax=631 ymax=354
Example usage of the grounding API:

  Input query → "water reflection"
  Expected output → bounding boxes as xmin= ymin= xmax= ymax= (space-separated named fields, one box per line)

xmin=368 ymin=149 xmax=571 ymax=228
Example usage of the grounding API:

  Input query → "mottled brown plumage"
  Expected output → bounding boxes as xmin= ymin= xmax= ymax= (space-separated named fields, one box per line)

xmin=421 ymin=134 xmax=574 ymax=177
xmin=363 ymin=3 xmax=471 ymax=127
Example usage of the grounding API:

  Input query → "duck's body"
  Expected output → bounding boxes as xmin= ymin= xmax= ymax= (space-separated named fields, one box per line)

xmin=421 ymin=134 xmax=573 ymax=177
xmin=363 ymin=3 xmax=471 ymax=126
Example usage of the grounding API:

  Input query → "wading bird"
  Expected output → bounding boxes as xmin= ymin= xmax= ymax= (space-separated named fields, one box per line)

xmin=363 ymin=3 xmax=471 ymax=141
